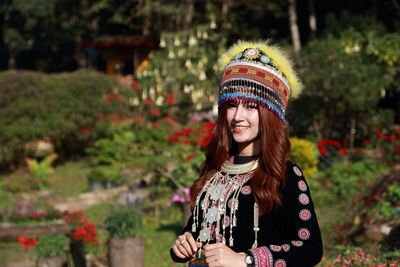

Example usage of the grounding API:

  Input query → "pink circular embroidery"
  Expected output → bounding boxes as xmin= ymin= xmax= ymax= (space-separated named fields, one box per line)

xmin=241 ymin=185 xmax=252 ymax=195
xmin=281 ymin=244 xmax=290 ymax=252
xmin=293 ymin=166 xmax=302 ymax=176
xmin=269 ymin=245 xmax=281 ymax=252
xmin=223 ymin=217 xmax=230 ymax=228
xmin=274 ymin=259 xmax=286 ymax=267
xmin=299 ymin=193 xmax=310 ymax=205
xmin=299 ymin=209 xmax=311 ymax=221
xmin=217 ymin=234 xmax=223 ymax=243
xmin=291 ymin=240 xmax=303 ymax=247
xmin=298 ymin=180 xmax=307 ymax=192
xmin=298 ymin=228 xmax=310 ymax=240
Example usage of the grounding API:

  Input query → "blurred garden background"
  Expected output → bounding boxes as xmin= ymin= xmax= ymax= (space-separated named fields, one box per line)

xmin=0 ymin=0 xmax=400 ymax=266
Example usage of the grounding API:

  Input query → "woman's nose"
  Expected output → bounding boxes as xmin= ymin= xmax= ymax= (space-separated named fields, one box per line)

xmin=234 ymin=105 xmax=245 ymax=121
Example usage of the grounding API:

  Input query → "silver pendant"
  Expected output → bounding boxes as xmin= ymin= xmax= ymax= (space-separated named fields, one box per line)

xmin=199 ymin=227 xmax=211 ymax=242
xmin=210 ymin=184 xmax=225 ymax=200
xmin=206 ymin=206 xmax=218 ymax=223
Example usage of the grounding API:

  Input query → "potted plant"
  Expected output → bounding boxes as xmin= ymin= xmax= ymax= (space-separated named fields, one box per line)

xmin=35 ymin=233 xmax=68 ymax=267
xmin=104 ymin=207 xmax=143 ymax=267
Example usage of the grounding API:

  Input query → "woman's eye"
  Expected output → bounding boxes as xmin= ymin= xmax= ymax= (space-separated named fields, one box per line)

xmin=247 ymin=104 xmax=258 ymax=109
xmin=228 ymin=103 xmax=237 ymax=108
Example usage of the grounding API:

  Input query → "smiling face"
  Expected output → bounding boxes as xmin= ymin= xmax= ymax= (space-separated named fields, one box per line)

xmin=226 ymin=101 xmax=261 ymax=156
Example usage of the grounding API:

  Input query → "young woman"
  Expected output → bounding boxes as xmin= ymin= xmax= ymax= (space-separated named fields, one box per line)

xmin=170 ymin=40 xmax=323 ymax=267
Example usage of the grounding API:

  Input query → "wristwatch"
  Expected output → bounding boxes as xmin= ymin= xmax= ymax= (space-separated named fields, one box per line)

xmin=244 ymin=252 xmax=254 ymax=267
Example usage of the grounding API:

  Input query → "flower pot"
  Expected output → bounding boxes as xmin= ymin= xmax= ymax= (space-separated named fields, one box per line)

xmin=36 ymin=256 xmax=67 ymax=267
xmin=108 ymin=236 xmax=144 ymax=267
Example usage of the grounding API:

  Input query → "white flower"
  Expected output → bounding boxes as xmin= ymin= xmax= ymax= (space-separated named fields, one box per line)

xmin=160 ymin=38 xmax=166 ymax=48
xmin=168 ymin=51 xmax=175 ymax=59
xmin=185 ymin=59 xmax=192 ymax=69
xmin=189 ymin=36 xmax=197 ymax=46
xmin=210 ymin=20 xmax=217 ymax=29
xmin=174 ymin=36 xmax=181 ymax=46
xmin=156 ymin=96 xmax=163 ymax=105
xmin=199 ymin=71 xmax=206 ymax=80
xmin=202 ymin=31 xmax=208 ymax=40
xmin=184 ymin=85 xmax=190 ymax=93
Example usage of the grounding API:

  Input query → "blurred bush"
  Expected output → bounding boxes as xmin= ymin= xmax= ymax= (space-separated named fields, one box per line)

xmin=0 ymin=69 xmax=136 ymax=170
xmin=289 ymin=137 xmax=318 ymax=178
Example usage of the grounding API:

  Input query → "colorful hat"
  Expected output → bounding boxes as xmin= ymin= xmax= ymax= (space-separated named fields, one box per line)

xmin=218 ymin=40 xmax=303 ymax=123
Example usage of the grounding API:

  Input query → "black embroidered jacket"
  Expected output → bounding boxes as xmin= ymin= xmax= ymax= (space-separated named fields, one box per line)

xmin=171 ymin=161 xmax=323 ymax=267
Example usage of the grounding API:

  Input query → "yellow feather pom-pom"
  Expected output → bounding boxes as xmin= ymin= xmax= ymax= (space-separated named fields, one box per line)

xmin=218 ymin=40 xmax=303 ymax=98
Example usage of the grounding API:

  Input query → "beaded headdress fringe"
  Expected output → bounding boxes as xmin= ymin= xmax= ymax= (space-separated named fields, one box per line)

xmin=217 ymin=40 xmax=303 ymax=123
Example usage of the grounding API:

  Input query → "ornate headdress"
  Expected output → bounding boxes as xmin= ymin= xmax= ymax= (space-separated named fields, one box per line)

xmin=218 ymin=40 xmax=303 ymax=123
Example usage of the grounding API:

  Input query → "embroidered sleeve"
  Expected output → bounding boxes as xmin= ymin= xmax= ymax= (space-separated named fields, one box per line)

xmin=248 ymin=163 xmax=323 ymax=267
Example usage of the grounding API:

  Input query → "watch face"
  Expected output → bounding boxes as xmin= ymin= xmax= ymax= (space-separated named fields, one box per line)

xmin=245 ymin=255 xmax=253 ymax=264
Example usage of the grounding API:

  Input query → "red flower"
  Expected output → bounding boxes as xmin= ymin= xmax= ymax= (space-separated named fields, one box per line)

xmin=182 ymin=128 xmax=193 ymax=135
xmin=200 ymin=132 xmax=213 ymax=147
xmin=319 ymin=148 xmax=329 ymax=156
xmin=204 ymin=121 xmax=215 ymax=130
xmin=150 ymin=109 xmax=160 ymax=116
xmin=182 ymin=139 xmax=190 ymax=145
xmin=80 ymin=127 xmax=89 ymax=134
xmin=397 ymin=130 xmax=400 ymax=139
xmin=339 ymin=148 xmax=346 ymax=155
xmin=135 ymin=117 xmax=144 ymax=123
xmin=375 ymin=130 xmax=384 ymax=138
xmin=317 ymin=140 xmax=328 ymax=148
xmin=144 ymin=99 xmax=155 ymax=105
xmin=364 ymin=139 xmax=371 ymax=145
xmin=132 ymin=80 xmax=140 ymax=91
xmin=384 ymin=135 xmax=396 ymax=141
xmin=18 ymin=236 xmax=37 ymax=249
xmin=165 ymin=93 xmax=175 ymax=105
xmin=153 ymin=122 xmax=161 ymax=128
xmin=328 ymin=54 xmax=335 ymax=60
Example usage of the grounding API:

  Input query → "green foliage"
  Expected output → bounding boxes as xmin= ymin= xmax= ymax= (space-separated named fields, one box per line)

xmin=25 ymin=153 xmax=57 ymax=180
xmin=36 ymin=233 xmax=68 ymax=258
xmin=87 ymin=166 xmax=126 ymax=188
xmin=0 ymin=70 xmax=135 ymax=169
xmin=86 ymin=121 xmax=138 ymax=167
xmin=293 ymin=13 xmax=398 ymax=141
xmin=316 ymin=160 xmax=389 ymax=201
xmin=104 ymin=207 xmax=142 ymax=239
xmin=374 ymin=185 xmax=400 ymax=219
xmin=289 ymin=137 xmax=318 ymax=178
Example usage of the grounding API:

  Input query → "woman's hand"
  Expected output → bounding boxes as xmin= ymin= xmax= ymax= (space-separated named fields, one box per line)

xmin=203 ymin=243 xmax=246 ymax=267
xmin=171 ymin=232 xmax=201 ymax=259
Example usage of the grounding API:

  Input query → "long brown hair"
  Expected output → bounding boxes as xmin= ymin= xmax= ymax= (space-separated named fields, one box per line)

xmin=190 ymin=103 xmax=290 ymax=215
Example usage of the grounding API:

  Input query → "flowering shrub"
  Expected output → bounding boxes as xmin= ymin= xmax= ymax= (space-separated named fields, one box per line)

xmin=320 ymin=247 xmax=399 ymax=267
xmin=63 ymin=210 xmax=99 ymax=247
xmin=289 ymin=137 xmax=319 ymax=178
xmin=18 ymin=235 xmax=38 ymax=249
xmin=167 ymin=187 xmax=191 ymax=207
xmin=165 ymin=120 xmax=214 ymax=189
xmin=1 ymin=207 xmax=63 ymax=224
xmin=372 ymin=129 xmax=400 ymax=165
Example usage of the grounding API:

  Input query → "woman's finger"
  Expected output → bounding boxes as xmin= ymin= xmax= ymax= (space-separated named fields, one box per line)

xmin=172 ymin=245 xmax=187 ymax=259
xmin=177 ymin=243 xmax=190 ymax=258
xmin=180 ymin=238 xmax=194 ymax=256
xmin=184 ymin=233 xmax=198 ymax=253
